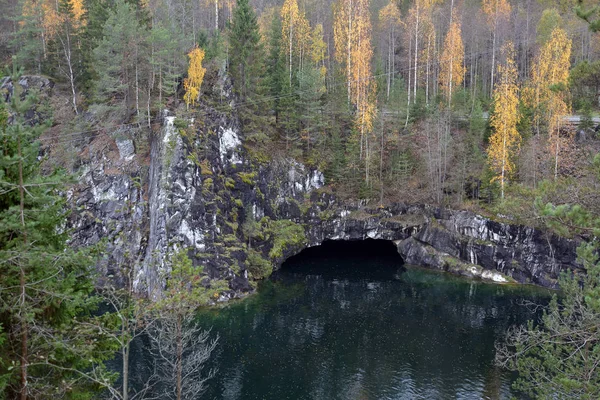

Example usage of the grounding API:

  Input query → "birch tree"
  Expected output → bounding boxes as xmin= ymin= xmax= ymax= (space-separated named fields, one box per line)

xmin=334 ymin=0 xmax=376 ymax=173
xmin=525 ymin=27 xmax=572 ymax=180
xmin=379 ymin=0 xmax=401 ymax=100
xmin=183 ymin=46 xmax=206 ymax=109
xmin=487 ymin=42 xmax=520 ymax=199
xmin=439 ymin=18 xmax=466 ymax=105
xmin=482 ymin=0 xmax=511 ymax=94
xmin=281 ymin=0 xmax=310 ymax=85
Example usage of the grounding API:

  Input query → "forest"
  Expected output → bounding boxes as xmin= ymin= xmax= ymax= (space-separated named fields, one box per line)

xmin=1 ymin=0 xmax=600 ymax=398
xmin=2 ymin=0 xmax=600 ymax=213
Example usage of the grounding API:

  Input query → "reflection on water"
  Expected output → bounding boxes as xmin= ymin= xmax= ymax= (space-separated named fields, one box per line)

xmin=195 ymin=240 xmax=550 ymax=400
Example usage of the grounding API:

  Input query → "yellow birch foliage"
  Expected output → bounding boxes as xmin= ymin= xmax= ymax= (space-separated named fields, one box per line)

xmin=439 ymin=19 xmax=466 ymax=103
xmin=22 ymin=0 xmax=61 ymax=37
xmin=183 ymin=46 xmax=207 ymax=109
xmin=379 ymin=0 xmax=401 ymax=31
xmin=404 ymin=0 xmax=439 ymax=93
xmin=310 ymin=24 xmax=327 ymax=78
xmin=487 ymin=42 xmax=520 ymax=198
xmin=525 ymin=27 xmax=571 ymax=178
xmin=22 ymin=0 xmax=86 ymax=36
xmin=334 ymin=0 xmax=376 ymax=133
xmin=482 ymin=0 xmax=511 ymax=26
xmin=71 ymin=0 xmax=86 ymax=27
xmin=281 ymin=0 xmax=310 ymax=75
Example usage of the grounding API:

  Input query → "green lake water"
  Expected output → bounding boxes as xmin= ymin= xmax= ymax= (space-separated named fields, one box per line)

xmin=195 ymin=240 xmax=551 ymax=400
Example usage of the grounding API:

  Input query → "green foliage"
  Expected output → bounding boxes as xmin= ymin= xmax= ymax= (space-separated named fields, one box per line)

xmin=162 ymin=250 xmax=204 ymax=305
xmin=266 ymin=11 xmax=287 ymax=124
xmin=576 ymin=0 xmax=600 ymax=32
xmin=537 ymin=8 xmax=563 ymax=45
xmin=228 ymin=0 xmax=265 ymax=103
xmin=570 ymin=60 xmax=600 ymax=112
xmin=225 ymin=177 xmax=236 ymax=189
xmin=237 ymin=171 xmax=256 ymax=184
xmin=498 ymin=199 xmax=600 ymax=399
xmin=267 ymin=220 xmax=307 ymax=260
xmin=246 ymin=249 xmax=272 ymax=280
xmin=203 ymin=177 xmax=214 ymax=190
xmin=241 ymin=207 xmax=261 ymax=247
xmin=0 ymin=70 xmax=115 ymax=398
xmin=93 ymin=0 xmax=147 ymax=119
xmin=173 ymin=118 xmax=188 ymax=130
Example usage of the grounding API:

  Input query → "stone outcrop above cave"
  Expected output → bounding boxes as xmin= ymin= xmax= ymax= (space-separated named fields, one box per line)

xmin=296 ymin=200 xmax=579 ymax=287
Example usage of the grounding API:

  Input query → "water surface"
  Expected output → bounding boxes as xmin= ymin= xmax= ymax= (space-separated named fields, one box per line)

xmin=198 ymin=240 xmax=550 ymax=400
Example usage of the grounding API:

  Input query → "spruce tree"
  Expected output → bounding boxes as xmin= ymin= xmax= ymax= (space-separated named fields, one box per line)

xmin=228 ymin=0 xmax=265 ymax=106
xmin=266 ymin=12 xmax=286 ymax=125
xmin=0 ymin=68 xmax=116 ymax=399
xmin=92 ymin=0 xmax=148 ymax=120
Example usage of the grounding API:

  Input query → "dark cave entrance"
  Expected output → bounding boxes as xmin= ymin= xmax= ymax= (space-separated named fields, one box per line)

xmin=278 ymin=239 xmax=404 ymax=279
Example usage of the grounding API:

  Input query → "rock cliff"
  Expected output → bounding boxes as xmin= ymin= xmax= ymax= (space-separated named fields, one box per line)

xmin=9 ymin=75 xmax=580 ymax=297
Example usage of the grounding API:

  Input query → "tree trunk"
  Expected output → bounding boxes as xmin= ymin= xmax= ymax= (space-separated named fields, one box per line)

xmin=413 ymin=6 xmax=420 ymax=104
xmin=18 ymin=134 xmax=28 ymax=400
xmin=346 ymin=0 xmax=352 ymax=104
xmin=176 ymin=313 xmax=183 ymax=400
xmin=122 ymin=343 xmax=130 ymax=400
xmin=215 ymin=0 xmax=219 ymax=31
xmin=405 ymin=27 xmax=412 ymax=127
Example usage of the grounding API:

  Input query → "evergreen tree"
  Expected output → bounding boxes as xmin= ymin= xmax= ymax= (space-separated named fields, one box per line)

xmin=228 ymin=0 xmax=265 ymax=106
xmin=266 ymin=11 xmax=286 ymax=124
xmin=92 ymin=0 xmax=148 ymax=120
xmin=497 ymin=196 xmax=600 ymax=399
xmin=80 ymin=0 xmax=116 ymax=91
xmin=149 ymin=23 xmax=186 ymax=109
xmin=0 ymin=69 xmax=116 ymax=399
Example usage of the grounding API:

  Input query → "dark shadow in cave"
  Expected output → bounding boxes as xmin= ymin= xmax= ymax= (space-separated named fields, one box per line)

xmin=276 ymin=239 xmax=404 ymax=281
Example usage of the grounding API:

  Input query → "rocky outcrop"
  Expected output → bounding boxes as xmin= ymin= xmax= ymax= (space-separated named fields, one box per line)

xmin=295 ymin=201 xmax=580 ymax=287
xmin=65 ymin=112 xmax=582 ymax=296
xmin=21 ymin=69 xmax=573 ymax=297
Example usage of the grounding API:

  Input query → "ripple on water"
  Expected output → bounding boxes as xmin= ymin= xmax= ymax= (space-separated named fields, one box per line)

xmin=187 ymin=247 xmax=551 ymax=399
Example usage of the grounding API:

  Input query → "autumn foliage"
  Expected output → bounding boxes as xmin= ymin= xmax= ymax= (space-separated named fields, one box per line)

xmin=439 ymin=19 xmax=465 ymax=104
xmin=487 ymin=42 xmax=520 ymax=199
xmin=525 ymin=27 xmax=572 ymax=179
xmin=183 ymin=46 xmax=207 ymax=109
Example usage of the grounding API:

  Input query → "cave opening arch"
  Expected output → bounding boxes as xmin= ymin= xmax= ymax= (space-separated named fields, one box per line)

xmin=279 ymin=239 xmax=405 ymax=278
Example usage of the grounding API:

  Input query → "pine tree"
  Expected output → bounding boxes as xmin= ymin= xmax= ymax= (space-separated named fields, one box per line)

xmin=92 ymin=0 xmax=148 ymax=119
xmin=266 ymin=11 xmax=286 ymax=125
xmin=149 ymin=250 xmax=218 ymax=400
xmin=497 ymin=197 xmax=600 ymax=398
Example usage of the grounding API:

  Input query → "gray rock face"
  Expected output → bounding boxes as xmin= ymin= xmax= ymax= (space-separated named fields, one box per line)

xmin=67 ymin=106 xmax=581 ymax=295
xmin=289 ymin=200 xmax=580 ymax=287
xmin=63 ymin=75 xmax=580 ymax=296
xmin=116 ymin=138 xmax=135 ymax=160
